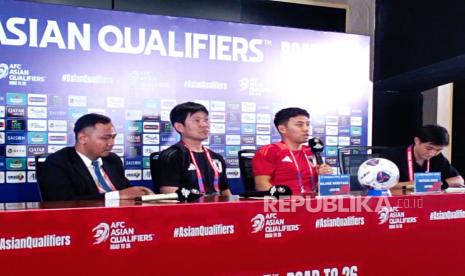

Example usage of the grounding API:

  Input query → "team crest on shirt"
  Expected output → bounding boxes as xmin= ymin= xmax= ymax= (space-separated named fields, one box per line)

xmin=213 ymin=159 xmax=223 ymax=173
xmin=188 ymin=163 xmax=196 ymax=170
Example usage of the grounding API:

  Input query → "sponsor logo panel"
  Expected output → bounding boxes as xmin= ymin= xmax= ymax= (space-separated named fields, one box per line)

xmin=125 ymin=169 xmax=142 ymax=180
xmin=256 ymin=135 xmax=270 ymax=145
xmin=28 ymin=171 xmax=37 ymax=182
xmin=107 ymin=97 xmax=125 ymax=108
xmin=6 ymin=157 xmax=27 ymax=170
xmin=143 ymin=146 xmax=159 ymax=157
xmin=143 ymin=134 xmax=160 ymax=145
xmin=6 ymin=106 xmax=26 ymax=118
xmin=6 ymin=132 xmax=26 ymax=144
xmin=48 ymin=133 xmax=67 ymax=144
xmin=226 ymin=168 xmax=240 ymax=178
xmin=6 ymin=171 xmax=26 ymax=183
xmin=6 ymin=119 xmax=26 ymax=131
xmin=241 ymin=113 xmax=256 ymax=123
xmin=143 ymin=169 xmax=151 ymax=180
xmin=6 ymin=93 xmax=27 ymax=106
xmin=210 ymin=123 xmax=225 ymax=134
xmin=27 ymin=145 xmax=47 ymax=156
xmin=210 ymin=112 xmax=225 ymax=123
xmin=48 ymin=120 xmax=67 ymax=132
xmin=226 ymin=135 xmax=241 ymax=145
xmin=350 ymin=116 xmax=363 ymax=126
xmin=27 ymin=120 xmax=47 ymax=131
xmin=28 ymin=93 xmax=47 ymax=106
xmin=143 ymin=122 xmax=160 ymax=133
xmin=28 ymin=106 xmax=47 ymax=118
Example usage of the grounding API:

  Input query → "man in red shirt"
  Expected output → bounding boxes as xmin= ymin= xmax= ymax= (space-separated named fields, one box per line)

xmin=252 ymin=107 xmax=332 ymax=194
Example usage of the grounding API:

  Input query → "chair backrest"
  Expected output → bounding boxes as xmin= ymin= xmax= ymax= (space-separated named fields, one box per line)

xmin=238 ymin=149 xmax=257 ymax=192
xmin=34 ymin=154 xmax=48 ymax=200
xmin=35 ymin=154 xmax=48 ymax=181
xmin=149 ymin=152 xmax=161 ymax=193
xmin=337 ymin=146 xmax=391 ymax=191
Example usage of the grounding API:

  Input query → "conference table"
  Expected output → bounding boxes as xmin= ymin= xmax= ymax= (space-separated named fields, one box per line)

xmin=1 ymin=190 xmax=464 ymax=275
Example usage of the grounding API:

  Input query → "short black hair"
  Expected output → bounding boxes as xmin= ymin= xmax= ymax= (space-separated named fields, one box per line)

xmin=415 ymin=124 xmax=449 ymax=146
xmin=273 ymin=107 xmax=310 ymax=129
xmin=170 ymin=101 xmax=209 ymax=127
xmin=73 ymin=113 xmax=112 ymax=141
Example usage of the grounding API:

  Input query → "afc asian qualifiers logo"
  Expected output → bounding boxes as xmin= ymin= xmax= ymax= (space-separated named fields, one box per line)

xmin=91 ymin=221 xmax=154 ymax=250
xmin=251 ymin=214 xmax=266 ymax=233
xmin=92 ymin=223 xmax=110 ymax=244
xmin=250 ymin=213 xmax=300 ymax=238
xmin=377 ymin=206 xmax=417 ymax=229
xmin=0 ymin=63 xmax=9 ymax=79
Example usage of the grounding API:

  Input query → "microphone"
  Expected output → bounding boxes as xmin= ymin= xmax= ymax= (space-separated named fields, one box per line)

xmin=137 ymin=188 xmax=202 ymax=202
xmin=239 ymin=185 xmax=292 ymax=199
xmin=308 ymin=137 xmax=324 ymax=165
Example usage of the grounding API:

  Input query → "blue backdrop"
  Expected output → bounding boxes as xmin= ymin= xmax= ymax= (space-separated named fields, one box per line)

xmin=0 ymin=0 xmax=371 ymax=198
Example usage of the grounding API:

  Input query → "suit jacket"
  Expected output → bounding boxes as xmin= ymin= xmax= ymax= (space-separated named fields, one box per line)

xmin=38 ymin=147 xmax=130 ymax=201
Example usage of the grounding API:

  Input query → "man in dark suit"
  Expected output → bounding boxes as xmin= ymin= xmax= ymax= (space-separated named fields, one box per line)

xmin=39 ymin=113 xmax=153 ymax=201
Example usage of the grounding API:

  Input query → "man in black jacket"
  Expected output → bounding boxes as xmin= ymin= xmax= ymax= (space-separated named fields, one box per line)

xmin=39 ymin=113 xmax=152 ymax=201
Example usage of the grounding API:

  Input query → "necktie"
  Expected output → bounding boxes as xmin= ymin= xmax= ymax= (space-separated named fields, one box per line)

xmin=91 ymin=160 xmax=112 ymax=192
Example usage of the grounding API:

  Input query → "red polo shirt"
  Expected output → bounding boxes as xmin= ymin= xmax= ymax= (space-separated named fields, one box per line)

xmin=252 ymin=142 xmax=318 ymax=194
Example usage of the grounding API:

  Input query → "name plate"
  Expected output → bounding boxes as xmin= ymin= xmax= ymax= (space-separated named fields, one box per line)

xmin=318 ymin=175 xmax=350 ymax=196
xmin=414 ymin=172 xmax=442 ymax=193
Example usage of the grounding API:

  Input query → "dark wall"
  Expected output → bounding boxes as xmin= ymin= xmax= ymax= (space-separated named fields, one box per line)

xmin=373 ymin=91 xmax=422 ymax=147
xmin=374 ymin=0 xmax=465 ymax=174
xmin=453 ymin=80 xmax=465 ymax=174
xmin=374 ymin=0 xmax=465 ymax=82
xmin=24 ymin=0 xmax=346 ymax=32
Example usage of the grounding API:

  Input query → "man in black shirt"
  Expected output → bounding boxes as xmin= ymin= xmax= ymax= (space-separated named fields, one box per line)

xmin=386 ymin=124 xmax=463 ymax=189
xmin=157 ymin=102 xmax=232 ymax=195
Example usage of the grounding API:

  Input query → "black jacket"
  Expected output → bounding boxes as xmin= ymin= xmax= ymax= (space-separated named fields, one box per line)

xmin=38 ymin=147 xmax=130 ymax=201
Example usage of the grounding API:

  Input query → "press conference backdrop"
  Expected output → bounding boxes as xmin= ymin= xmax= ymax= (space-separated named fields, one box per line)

xmin=0 ymin=0 xmax=371 ymax=193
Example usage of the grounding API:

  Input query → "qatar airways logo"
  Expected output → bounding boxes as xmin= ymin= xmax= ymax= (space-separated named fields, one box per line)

xmin=0 ymin=17 xmax=266 ymax=62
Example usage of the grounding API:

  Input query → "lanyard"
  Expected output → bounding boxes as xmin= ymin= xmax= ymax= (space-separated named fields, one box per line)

xmin=407 ymin=144 xmax=430 ymax=181
xmin=282 ymin=142 xmax=315 ymax=193
xmin=183 ymin=142 xmax=219 ymax=193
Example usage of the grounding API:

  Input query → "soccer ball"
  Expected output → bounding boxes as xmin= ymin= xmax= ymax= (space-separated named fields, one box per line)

xmin=357 ymin=158 xmax=399 ymax=190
